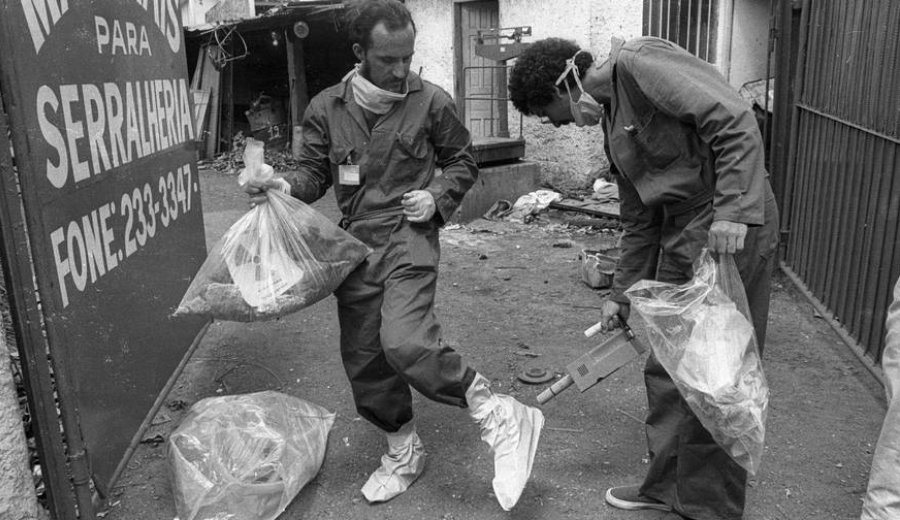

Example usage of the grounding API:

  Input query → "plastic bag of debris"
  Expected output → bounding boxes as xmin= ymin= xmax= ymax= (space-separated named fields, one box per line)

xmin=168 ymin=391 xmax=335 ymax=520
xmin=625 ymin=249 xmax=768 ymax=475
xmin=173 ymin=138 xmax=371 ymax=321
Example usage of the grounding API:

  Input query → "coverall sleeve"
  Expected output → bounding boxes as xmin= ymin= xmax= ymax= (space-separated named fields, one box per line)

xmin=283 ymin=95 xmax=333 ymax=204
xmin=425 ymin=94 xmax=479 ymax=224
xmin=606 ymin=131 xmax=662 ymax=304
xmin=624 ymin=41 xmax=766 ymax=225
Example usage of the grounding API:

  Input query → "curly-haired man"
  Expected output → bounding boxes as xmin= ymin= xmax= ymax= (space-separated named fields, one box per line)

xmin=509 ymin=36 xmax=779 ymax=520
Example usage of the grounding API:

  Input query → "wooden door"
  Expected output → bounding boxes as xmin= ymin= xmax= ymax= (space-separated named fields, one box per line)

xmin=457 ymin=0 xmax=502 ymax=138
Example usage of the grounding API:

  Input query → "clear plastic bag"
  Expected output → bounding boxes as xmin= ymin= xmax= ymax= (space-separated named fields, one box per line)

xmin=625 ymin=249 xmax=768 ymax=474
xmin=168 ymin=391 xmax=336 ymax=520
xmin=174 ymin=139 xmax=371 ymax=321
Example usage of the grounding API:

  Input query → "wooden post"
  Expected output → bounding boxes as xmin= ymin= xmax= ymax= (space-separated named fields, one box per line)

xmin=287 ymin=29 xmax=309 ymax=159
xmin=222 ymin=54 xmax=234 ymax=154
xmin=203 ymin=45 xmax=223 ymax=159
xmin=497 ymin=60 xmax=510 ymax=138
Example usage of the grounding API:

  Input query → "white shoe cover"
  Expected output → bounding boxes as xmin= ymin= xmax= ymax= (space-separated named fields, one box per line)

xmin=467 ymin=374 xmax=544 ymax=511
xmin=361 ymin=421 xmax=426 ymax=503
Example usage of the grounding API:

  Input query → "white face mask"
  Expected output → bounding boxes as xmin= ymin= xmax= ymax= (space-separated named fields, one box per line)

xmin=555 ymin=51 xmax=605 ymax=127
xmin=346 ymin=65 xmax=408 ymax=114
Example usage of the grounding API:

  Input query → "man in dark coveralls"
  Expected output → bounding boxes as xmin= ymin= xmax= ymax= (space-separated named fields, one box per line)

xmin=245 ymin=0 xmax=543 ymax=511
xmin=508 ymin=36 xmax=779 ymax=520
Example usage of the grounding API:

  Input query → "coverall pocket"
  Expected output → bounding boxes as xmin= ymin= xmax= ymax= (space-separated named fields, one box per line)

xmin=628 ymin=110 xmax=694 ymax=172
xmin=395 ymin=131 xmax=429 ymax=160
xmin=383 ymin=131 xmax=430 ymax=193
xmin=329 ymin=145 xmax=354 ymax=167
xmin=329 ymin=145 xmax=358 ymax=193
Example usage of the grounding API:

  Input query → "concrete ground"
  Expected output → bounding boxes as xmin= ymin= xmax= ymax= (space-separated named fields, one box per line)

xmin=100 ymin=167 xmax=888 ymax=520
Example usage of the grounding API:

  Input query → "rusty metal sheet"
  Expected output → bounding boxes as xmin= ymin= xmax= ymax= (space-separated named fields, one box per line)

xmin=0 ymin=0 xmax=208 ymax=501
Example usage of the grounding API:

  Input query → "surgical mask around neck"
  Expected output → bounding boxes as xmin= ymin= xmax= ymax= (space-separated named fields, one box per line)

xmin=346 ymin=65 xmax=408 ymax=115
xmin=556 ymin=51 xmax=605 ymax=127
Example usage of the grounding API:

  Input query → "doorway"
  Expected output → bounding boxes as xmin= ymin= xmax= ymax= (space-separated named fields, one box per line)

xmin=455 ymin=0 xmax=505 ymax=138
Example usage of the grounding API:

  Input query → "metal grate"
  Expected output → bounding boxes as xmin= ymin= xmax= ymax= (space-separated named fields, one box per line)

xmin=642 ymin=0 xmax=719 ymax=63
xmin=782 ymin=0 xmax=900 ymax=365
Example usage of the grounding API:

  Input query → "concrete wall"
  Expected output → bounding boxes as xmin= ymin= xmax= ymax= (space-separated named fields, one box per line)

xmin=406 ymin=0 xmax=456 ymax=92
xmin=451 ymin=161 xmax=542 ymax=223
xmin=729 ymin=0 xmax=770 ymax=89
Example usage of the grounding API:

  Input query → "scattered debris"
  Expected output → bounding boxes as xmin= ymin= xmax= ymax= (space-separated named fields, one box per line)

xmin=564 ymin=216 xmax=620 ymax=230
xmin=151 ymin=411 xmax=172 ymax=426
xmin=140 ymin=434 xmax=165 ymax=446
xmin=167 ymin=400 xmax=189 ymax=412
xmin=579 ymin=248 xmax=618 ymax=289
xmin=546 ymin=427 xmax=584 ymax=433
xmin=518 ymin=367 xmax=555 ymax=384
xmin=204 ymin=131 xmax=300 ymax=174
xmin=549 ymin=199 xmax=619 ymax=219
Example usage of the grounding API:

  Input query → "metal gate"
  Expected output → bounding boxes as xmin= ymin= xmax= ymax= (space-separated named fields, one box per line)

xmin=777 ymin=0 xmax=900 ymax=370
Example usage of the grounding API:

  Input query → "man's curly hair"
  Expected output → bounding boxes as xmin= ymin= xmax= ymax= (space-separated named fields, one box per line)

xmin=508 ymin=38 xmax=594 ymax=116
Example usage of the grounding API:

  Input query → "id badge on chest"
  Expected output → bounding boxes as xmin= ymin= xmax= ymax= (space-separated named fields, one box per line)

xmin=339 ymin=163 xmax=360 ymax=186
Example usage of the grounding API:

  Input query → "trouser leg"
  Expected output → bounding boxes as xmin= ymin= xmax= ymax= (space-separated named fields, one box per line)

xmin=733 ymin=194 xmax=779 ymax=352
xmin=641 ymin=352 xmax=746 ymax=520
xmin=336 ymin=258 xmax=475 ymax=432
xmin=380 ymin=266 xmax=475 ymax=407
xmin=336 ymin=259 xmax=414 ymax=432
xmin=640 ymin=193 xmax=778 ymax=519
xmin=641 ymin=242 xmax=749 ymax=519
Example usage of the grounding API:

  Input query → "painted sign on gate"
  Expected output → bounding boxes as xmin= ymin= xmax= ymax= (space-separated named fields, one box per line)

xmin=0 ymin=0 xmax=208 ymax=499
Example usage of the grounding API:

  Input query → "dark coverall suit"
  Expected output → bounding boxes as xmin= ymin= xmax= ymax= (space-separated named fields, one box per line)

xmin=603 ymin=37 xmax=780 ymax=520
xmin=283 ymin=72 xmax=478 ymax=432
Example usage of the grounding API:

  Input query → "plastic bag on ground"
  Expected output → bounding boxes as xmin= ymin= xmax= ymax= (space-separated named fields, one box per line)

xmin=506 ymin=189 xmax=562 ymax=222
xmin=625 ymin=249 xmax=768 ymax=474
xmin=174 ymin=138 xmax=371 ymax=321
xmin=168 ymin=391 xmax=336 ymax=520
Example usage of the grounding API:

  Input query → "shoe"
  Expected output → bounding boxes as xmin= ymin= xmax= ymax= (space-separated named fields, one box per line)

xmin=605 ymin=484 xmax=672 ymax=511
xmin=361 ymin=421 xmax=426 ymax=503
xmin=467 ymin=373 xmax=544 ymax=511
